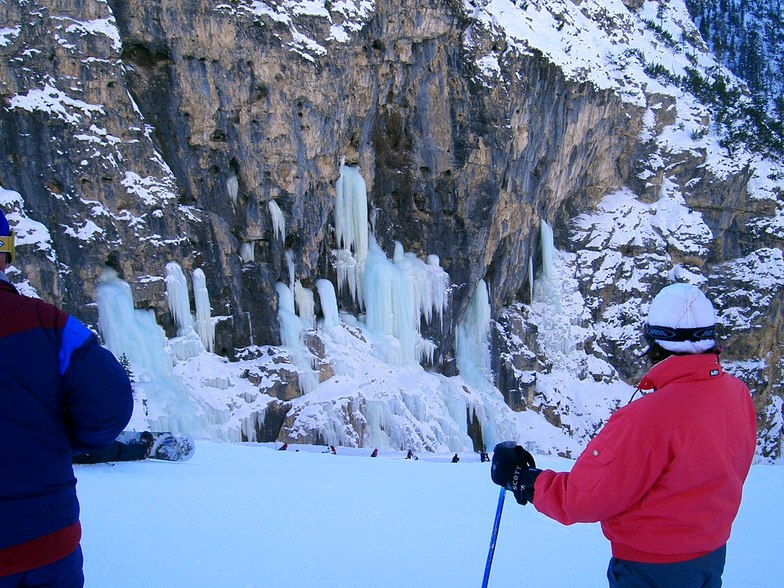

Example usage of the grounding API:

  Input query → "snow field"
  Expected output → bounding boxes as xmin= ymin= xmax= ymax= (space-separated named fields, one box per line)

xmin=76 ymin=441 xmax=783 ymax=587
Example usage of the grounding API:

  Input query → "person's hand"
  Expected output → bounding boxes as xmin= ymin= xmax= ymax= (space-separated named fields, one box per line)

xmin=491 ymin=441 xmax=542 ymax=505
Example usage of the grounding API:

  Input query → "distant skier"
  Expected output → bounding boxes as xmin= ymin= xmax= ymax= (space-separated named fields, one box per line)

xmin=406 ymin=449 xmax=413 ymax=459
xmin=491 ymin=284 xmax=756 ymax=587
xmin=330 ymin=445 xmax=337 ymax=455
xmin=451 ymin=453 xmax=460 ymax=463
xmin=480 ymin=449 xmax=490 ymax=463
xmin=370 ymin=448 xmax=378 ymax=458
xmin=0 ymin=208 xmax=133 ymax=586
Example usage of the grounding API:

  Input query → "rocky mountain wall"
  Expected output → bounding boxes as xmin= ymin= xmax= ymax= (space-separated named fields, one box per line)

xmin=0 ymin=0 xmax=782 ymax=457
xmin=1 ymin=0 xmax=639 ymax=346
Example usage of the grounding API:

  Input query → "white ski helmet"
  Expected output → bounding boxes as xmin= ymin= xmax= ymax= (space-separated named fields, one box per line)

xmin=645 ymin=283 xmax=717 ymax=354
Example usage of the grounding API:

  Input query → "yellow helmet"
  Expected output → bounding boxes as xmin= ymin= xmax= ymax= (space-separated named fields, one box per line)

xmin=0 ymin=232 xmax=15 ymax=263
xmin=0 ymin=209 xmax=14 ymax=263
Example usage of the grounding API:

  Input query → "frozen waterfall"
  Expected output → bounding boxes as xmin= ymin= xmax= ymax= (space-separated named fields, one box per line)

xmin=316 ymin=279 xmax=340 ymax=330
xmin=455 ymin=279 xmax=492 ymax=384
xmin=193 ymin=268 xmax=215 ymax=353
xmin=264 ymin=163 xmax=528 ymax=452
xmin=454 ymin=279 xmax=517 ymax=449
xmin=361 ymin=237 xmax=449 ymax=366
xmin=276 ymin=281 xmax=318 ymax=393
xmin=165 ymin=262 xmax=194 ymax=334
xmin=239 ymin=242 xmax=255 ymax=263
xmin=294 ymin=280 xmax=316 ymax=328
xmin=334 ymin=163 xmax=369 ymax=306
xmin=268 ymin=199 xmax=286 ymax=242
xmin=96 ymin=268 xmax=205 ymax=434
xmin=331 ymin=164 xmax=449 ymax=367
xmin=227 ymin=166 xmax=238 ymax=206
xmin=165 ymin=262 xmax=205 ymax=360
xmin=532 ymin=219 xmax=577 ymax=358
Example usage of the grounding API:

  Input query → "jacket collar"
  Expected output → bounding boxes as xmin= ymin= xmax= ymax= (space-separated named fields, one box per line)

xmin=638 ymin=353 xmax=723 ymax=392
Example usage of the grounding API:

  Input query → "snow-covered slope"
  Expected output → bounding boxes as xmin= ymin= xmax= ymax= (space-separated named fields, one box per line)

xmin=75 ymin=441 xmax=784 ymax=587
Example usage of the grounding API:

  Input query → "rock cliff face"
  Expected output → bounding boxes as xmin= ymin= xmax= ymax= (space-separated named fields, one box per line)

xmin=1 ymin=0 xmax=782 ymax=458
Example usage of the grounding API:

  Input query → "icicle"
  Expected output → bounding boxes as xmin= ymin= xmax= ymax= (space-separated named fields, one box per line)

xmin=275 ymin=282 xmax=318 ymax=393
xmin=268 ymin=200 xmax=286 ymax=242
xmin=392 ymin=242 xmax=450 ymax=329
xmin=528 ymin=255 xmax=534 ymax=304
xmin=239 ymin=242 xmax=255 ymax=263
xmin=285 ymin=249 xmax=295 ymax=291
xmin=97 ymin=268 xmax=172 ymax=378
xmin=277 ymin=281 xmax=295 ymax=314
xmin=227 ymin=166 xmax=238 ymax=206
xmin=357 ymin=236 xmax=451 ymax=366
xmin=541 ymin=220 xmax=555 ymax=280
xmin=193 ymin=268 xmax=215 ymax=353
xmin=165 ymin=262 xmax=194 ymax=334
xmin=363 ymin=237 xmax=415 ymax=365
xmin=535 ymin=219 xmax=563 ymax=313
xmin=416 ymin=337 xmax=437 ymax=365
xmin=246 ymin=311 xmax=254 ymax=347
xmin=335 ymin=249 xmax=361 ymax=305
xmin=294 ymin=280 xmax=316 ymax=328
xmin=456 ymin=279 xmax=492 ymax=383
xmin=164 ymin=262 xmax=206 ymax=361
xmin=316 ymin=279 xmax=340 ymax=329
xmin=334 ymin=163 xmax=369 ymax=263
xmin=334 ymin=163 xmax=369 ymax=307
xmin=331 ymin=163 xmax=450 ymax=366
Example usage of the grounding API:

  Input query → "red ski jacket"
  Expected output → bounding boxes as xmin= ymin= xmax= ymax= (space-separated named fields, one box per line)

xmin=533 ymin=353 xmax=756 ymax=563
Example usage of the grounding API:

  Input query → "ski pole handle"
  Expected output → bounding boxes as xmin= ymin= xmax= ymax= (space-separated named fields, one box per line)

xmin=482 ymin=487 xmax=506 ymax=588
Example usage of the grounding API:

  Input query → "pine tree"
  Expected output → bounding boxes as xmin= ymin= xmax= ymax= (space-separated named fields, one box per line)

xmin=684 ymin=0 xmax=784 ymax=154
xmin=119 ymin=353 xmax=134 ymax=381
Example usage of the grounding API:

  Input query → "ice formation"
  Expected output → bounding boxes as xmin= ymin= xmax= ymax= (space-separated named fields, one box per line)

xmin=316 ymin=278 xmax=340 ymax=330
xmin=272 ymin=163 xmax=521 ymax=451
xmin=454 ymin=278 xmax=518 ymax=449
xmin=362 ymin=238 xmax=448 ymax=366
xmin=532 ymin=220 xmax=576 ymax=358
xmin=275 ymin=281 xmax=318 ymax=393
xmin=285 ymin=249 xmax=295 ymax=290
xmin=227 ymin=166 xmax=238 ymax=206
xmin=334 ymin=163 xmax=368 ymax=305
xmin=96 ymin=268 xmax=205 ymax=434
xmin=239 ymin=241 xmax=255 ymax=263
xmin=165 ymin=262 xmax=194 ymax=332
xmin=165 ymin=262 xmax=204 ymax=360
xmin=268 ymin=199 xmax=285 ymax=242
xmin=294 ymin=280 xmax=316 ymax=328
xmin=193 ymin=268 xmax=215 ymax=353
xmin=455 ymin=279 xmax=492 ymax=385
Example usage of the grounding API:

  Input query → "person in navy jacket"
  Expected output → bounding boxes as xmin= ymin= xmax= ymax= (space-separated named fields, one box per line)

xmin=0 ymin=209 xmax=133 ymax=586
xmin=491 ymin=283 xmax=756 ymax=587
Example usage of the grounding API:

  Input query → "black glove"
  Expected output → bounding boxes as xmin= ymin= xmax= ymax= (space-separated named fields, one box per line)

xmin=491 ymin=441 xmax=542 ymax=505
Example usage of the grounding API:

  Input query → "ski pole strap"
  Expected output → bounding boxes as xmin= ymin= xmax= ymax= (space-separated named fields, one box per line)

xmin=482 ymin=487 xmax=506 ymax=588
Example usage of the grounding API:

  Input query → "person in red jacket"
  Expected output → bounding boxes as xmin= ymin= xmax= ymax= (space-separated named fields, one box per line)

xmin=0 ymin=208 xmax=133 ymax=586
xmin=491 ymin=283 xmax=756 ymax=587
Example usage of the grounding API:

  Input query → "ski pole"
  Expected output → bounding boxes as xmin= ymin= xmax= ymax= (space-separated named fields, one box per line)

xmin=481 ymin=487 xmax=506 ymax=588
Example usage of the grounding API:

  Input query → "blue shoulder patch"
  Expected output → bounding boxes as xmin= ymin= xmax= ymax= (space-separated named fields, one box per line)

xmin=59 ymin=315 xmax=94 ymax=376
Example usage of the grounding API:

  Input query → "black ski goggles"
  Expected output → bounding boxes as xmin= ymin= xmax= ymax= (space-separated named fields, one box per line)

xmin=644 ymin=323 xmax=716 ymax=344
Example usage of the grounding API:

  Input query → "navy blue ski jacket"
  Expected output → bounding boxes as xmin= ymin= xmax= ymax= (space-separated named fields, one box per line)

xmin=0 ymin=279 xmax=133 ymax=552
